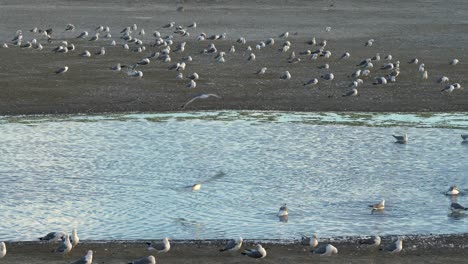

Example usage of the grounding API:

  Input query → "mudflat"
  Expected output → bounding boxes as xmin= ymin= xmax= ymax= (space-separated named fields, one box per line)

xmin=0 ymin=0 xmax=467 ymax=115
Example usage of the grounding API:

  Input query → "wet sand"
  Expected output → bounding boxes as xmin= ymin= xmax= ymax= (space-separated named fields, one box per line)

xmin=2 ymin=235 xmax=468 ymax=264
xmin=0 ymin=0 xmax=467 ymax=115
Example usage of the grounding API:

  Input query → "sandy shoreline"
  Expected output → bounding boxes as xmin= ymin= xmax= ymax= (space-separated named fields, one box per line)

xmin=0 ymin=0 xmax=467 ymax=115
xmin=1 ymin=234 xmax=468 ymax=263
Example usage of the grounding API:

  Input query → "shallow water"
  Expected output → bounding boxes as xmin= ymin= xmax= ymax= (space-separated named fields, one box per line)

xmin=0 ymin=111 xmax=467 ymax=241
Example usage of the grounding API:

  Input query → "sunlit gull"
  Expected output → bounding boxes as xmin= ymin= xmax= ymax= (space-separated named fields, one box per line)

xmin=304 ymin=78 xmax=319 ymax=86
xmin=384 ymin=54 xmax=392 ymax=60
xmin=128 ymin=255 xmax=156 ymax=264
xmin=277 ymin=203 xmax=288 ymax=216
xmin=188 ymin=72 xmax=199 ymax=80
xmin=418 ymin=63 xmax=425 ymax=72
xmin=176 ymin=62 xmax=186 ymax=71
xmin=70 ymin=250 xmax=93 ymax=264
xmin=438 ymin=76 xmax=449 ymax=83
xmin=186 ymin=80 xmax=197 ymax=89
xmin=188 ymin=22 xmax=197 ymax=28
xmin=54 ymin=234 xmax=72 ymax=255
xmin=362 ymin=69 xmax=371 ymax=76
xmin=182 ymin=56 xmax=192 ymax=62
xmin=311 ymin=53 xmax=318 ymax=60
xmin=138 ymin=58 xmax=150 ymax=65
xmin=242 ymin=244 xmax=267 ymax=258
xmin=321 ymin=73 xmax=334 ymax=81
xmin=383 ymin=237 xmax=403 ymax=253
xmin=342 ymin=88 xmax=358 ymax=97
xmin=70 ymin=228 xmax=79 ymax=247
xmin=321 ymin=50 xmax=332 ymax=58
xmin=312 ymin=244 xmax=338 ymax=256
xmin=0 ymin=242 xmax=6 ymax=258
xmin=2 ymin=43 xmax=8 ymax=48
xmin=180 ymin=93 xmax=221 ymax=109
xmin=139 ymin=29 xmax=145 ymax=36
xmin=450 ymin=202 xmax=468 ymax=213
xmin=39 ymin=231 xmax=67 ymax=242
xmin=441 ymin=84 xmax=455 ymax=93
xmin=422 ymin=70 xmax=428 ymax=79
xmin=266 ymin=38 xmax=275 ymax=45
xmin=95 ymin=25 xmax=104 ymax=32
xmin=453 ymin=83 xmax=462 ymax=90
xmin=339 ymin=52 xmax=350 ymax=60
xmin=349 ymin=80 xmax=359 ymax=88
xmin=256 ymin=67 xmax=267 ymax=75
xmin=408 ymin=58 xmax=418 ymax=64
xmin=104 ymin=33 xmax=112 ymax=38
xmin=318 ymin=40 xmax=327 ymax=47
xmin=365 ymin=39 xmax=374 ymax=47
xmin=55 ymin=66 xmax=69 ymax=74
xmin=318 ymin=63 xmax=329 ymax=69
xmin=89 ymin=33 xmax=99 ymax=41
xmin=359 ymin=235 xmax=381 ymax=247
xmin=369 ymin=199 xmax=385 ymax=210
xmin=392 ymin=132 xmax=408 ymax=143
xmin=351 ymin=69 xmax=361 ymax=78
xmin=30 ymin=27 xmax=38 ymax=33
xmin=302 ymin=234 xmax=318 ymax=248
xmin=95 ymin=47 xmax=105 ymax=56
xmin=446 ymin=185 xmax=460 ymax=196
xmin=248 ymin=53 xmax=256 ymax=61
xmin=218 ymin=56 xmax=226 ymax=63
xmin=147 ymin=237 xmax=171 ymax=253
xmin=289 ymin=57 xmax=301 ymax=63
xmin=357 ymin=58 xmax=371 ymax=67
xmin=161 ymin=54 xmax=171 ymax=63
xmin=186 ymin=183 xmax=202 ymax=191
xmin=387 ymin=75 xmax=397 ymax=83
xmin=110 ymin=63 xmax=122 ymax=71
xmin=280 ymin=71 xmax=291 ymax=80
xmin=104 ymin=26 xmax=110 ymax=32
xmin=120 ymin=27 xmax=131 ymax=34
xmin=373 ymin=76 xmax=387 ymax=85
xmin=163 ymin=21 xmax=175 ymax=28
xmin=450 ymin=59 xmax=459 ymax=65
xmin=220 ymin=237 xmax=243 ymax=252
xmin=65 ymin=24 xmax=75 ymax=31
xmin=462 ymin=135 xmax=468 ymax=141
xmin=381 ymin=63 xmax=394 ymax=70
xmin=20 ymin=42 xmax=32 ymax=48
xmin=279 ymin=31 xmax=289 ymax=38
xmin=372 ymin=53 xmax=381 ymax=61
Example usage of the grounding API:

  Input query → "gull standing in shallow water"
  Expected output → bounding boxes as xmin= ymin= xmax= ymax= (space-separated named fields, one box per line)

xmin=446 ymin=185 xmax=460 ymax=196
xmin=393 ymin=133 xmax=408 ymax=144
xmin=0 ymin=242 xmax=6 ymax=258
xmin=128 ymin=255 xmax=156 ymax=264
xmin=461 ymin=135 xmax=468 ymax=141
xmin=450 ymin=202 xmax=468 ymax=213
xmin=70 ymin=250 xmax=93 ymax=264
xmin=180 ymin=93 xmax=221 ymax=109
xmin=220 ymin=237 xmax=243 ymax=252
xmin=242 ymin=244 xmax=267 ymax=258
xmin=312 ymin=244 xmax=338 ymax=256
xmin=278 ymin=204 xmax=288 ymax=216
xmin=369 ymin=199 xmax=385 ymax=210
xmin=147 ymin=237 xmax=171 ymax=253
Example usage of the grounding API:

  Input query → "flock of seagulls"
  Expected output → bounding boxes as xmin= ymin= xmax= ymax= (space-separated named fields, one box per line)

xmin=1 ymin=20 xmax=464 ymax=113
xmin=391 ymin=133 xmax=468 ymax=144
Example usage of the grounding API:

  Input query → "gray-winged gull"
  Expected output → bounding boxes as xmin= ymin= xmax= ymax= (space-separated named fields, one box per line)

xmin=54 ymin=234 xmax=72 ymax=255
xmin=462 ymin=135 xmax=468 ymax=141
xmin=180 ymin=93 xmax=221 ymax=109
xmin=70 ymin=250 xmax=93 ymax=264
xmin=359 ymin=235 xmax=381 ymax=247
xmin=280 ymin=71 xmax=291 ymax=80
xmin=392 ymin=133 xmax=408 ymax=144
xmin=186 ymin=80 xmax=197 ymax=89
xmin=383 ymin=237 xmax=403 ymax=253
xmin=0 ymin=242 xmax=6 ymax=258
xmin=220 ymin=237 xmax=243 ymax=252
xmin=278 ymin=204 xmax=288 ymax=216
xmin=369 ymin=199 xmax=385 ymax=210
xmin=256 ymin=67 xmax=267 ymax=75
xmin=450 ymin=59 xmax=459 ymax=65
xmin=242 ymin=244 xmax=267 ymax=258
xmin=304 ymin=78 xmax=319 ymax=86
xmin=438 ymin=76 xmax=449 ymax=83
xmin=55 ymin=66 xmax=69 ymax=74
xmin=450 ymin=202 xmax=468 ymax=213
xmin=321 ymin=73 xmax=334 ymax=81
xmin=441 ymin=85 xmax=455 ymax=93
xmin=312 ymin=244 xmax=338 ymax=256
xmin=128 ymin=255 xmax=156 ymax=264
xmin=39 ymin=231 xmax=67 ymax=242
xmin=343 ymin=88 xmax=358 ymax=97
xmin=147 ymin=237 xmax=171 ymax=253
xmin=70 ymin=228 xmax=79 ymax=247
xmin=446 ymin=186 xmax=460 ymax=195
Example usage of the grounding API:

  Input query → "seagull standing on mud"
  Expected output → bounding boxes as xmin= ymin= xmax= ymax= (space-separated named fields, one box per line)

xmin=312 ymin=244 xmax=338 ymax=256
xmin=180 ymin=93 xmax=221 ymax=109
xmin=70 ymin=250 xmax=93 ymax=264
xmin=242 ymin=244 xmax=267 ymax=258
xmin=147 ymin=237 xmax=171 ymax=253
xmin=220 ymin=237 xmax=243 ymax=252
xmin=383 ymin=237 xmax=403 ymax=253
xmin=55 ymin=66 xmax=69 ymax=74
xmin=128 ymin=255 xmax=156 ymax=264
xmin=0 ymin=242 xmax=6 ymax=259
xmin=359 ymin=235 xmax=381 ymax=247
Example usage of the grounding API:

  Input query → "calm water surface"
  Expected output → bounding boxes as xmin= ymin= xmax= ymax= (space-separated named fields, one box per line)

xmin=0 ymin=111 xmax=467 ymax=241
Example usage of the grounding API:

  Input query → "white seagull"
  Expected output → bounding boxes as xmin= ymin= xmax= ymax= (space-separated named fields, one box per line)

xmin=70 ymin=228 xmax=79 ymax=247
xmin=55 ymin=66 xmax=69 ymax=74
xmin=446 ymin=185 xmax=460 ymax=196
xmin=220 ymin=237 xmax=243 ymax=252
xmin=256 ymin=67 xmax=267 ymax=75
xmin=304 ymin=78 xmax=319 ymax=86
xmin=321 ymin=73 xmax=334 ymax=81
xmin=39 ymin=231 xmax=67 ymax=242
xmin=186 ymin=80 xmax=197 ymax=89
xmin=312 ymin=244 xmax=338 ymax=256
xmin=278 ymin=203 xmax=288 ymax=216
xmin=343 ymin=88 xmax=358 ymax=97
xmin=242 ymin=244 xmax=267 ymax=258
xmin=369 ymin=199 xmax=385 ymax=210
xmin=384 ymin=237 xmax=403 ymax=253
xmin=70 ymin=250 xmax=93 ymax=264
xmin=0 ymin=242 xmax=6 ymax=258
xmin=392 ymin=133 xmax=408 ymax=144
xmin=147 ymin=237 xmax=171 ymax=253
xmin=359 ymin=235 xmax=381 ymax=247
xmin=450 ymin=59 xmax=459 ymax=65
xmin=280 ymin=71 xmax=291 ymax=80
xmin=54 ymin=234 xmax=72 ymax=256
xmin=180 ymin=93 xmax=221 ymax=109
xmin=128 ymin=255 xmax=156 ymax=264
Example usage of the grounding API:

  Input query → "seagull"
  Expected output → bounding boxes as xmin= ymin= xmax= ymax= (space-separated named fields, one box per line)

xmin=373 ymin=76 xmax=387 ymax=85
xmin=339 ymin=52 xmax=350 ymax=60
xmin=438 ymin=76 xmax=450 ymax=83
xmin=359 ymin=235 xmax=381 ymax=247
xmin=441 ymin=85 xmax=455 ymax=93
xmin=342 ymin=88 xmax=358 ymax=97
xmin=163 ymin=22 xmax=175 ymax=28
xmin=0 ymin=242 xmax=6 ymax=258
xmin=408 ymin=58 xmax=418 ymax=64
xmin=248 ymin=53 xmax=256 ymax=61
xmin=186 ymin=183 xmax=202 ymax=191
xmin=39 ymin=231 xmax=67 ymax=242
xmin=392 ymin=133 xmax=408 ymax=144
xmin=188 ymin=72 xmax=199 ymax=80
xmin=446 ymin=186 xmax=460 ymax=196
xmin=279 ymin=31 xmax=289 ymax=38
xmin=110 ymin=63 xmax=122 ymax=71
xmin=70 ymin=228 xmax=79 ymax=247
xmin=220 ymin=237 xmax=243 ymax=252
xmin=147 ymin=237 xmax=171 ymax=253
xmin=54 ymin=234 xmax=72 ymax=256
xmin=188 ymin=22 xmax=197 ymax=28
xmin=256 ymin=67 xmax=267 ymax=75
xmin=321 ymin=73 xmax=334 ymax=81
xmin=462 ymin=135 xmax=468 ymax=141
xmin=88 ymin=33 xmax=99 ymax=41
xmin=304 ymin=78 xmax=319 ymax=86
xmin=80 ymin=50 xmax=91 ymax=57
xmin=65 ymin=24 xmax=75 ymax=31
xmin=383 ymin=237 xmax=403 ymax=253
xmin=450 ymin=59 xmax=459 ymax=65
xmin=180 ymin=93 xmax=221 ymax=109
xmin=186 ymin=80 xmax=197 ymax=89
xmin=302 ymin=234 xmax=319 ymax=248
xmin=130 ymin=71 xmax=143 ymax=78
xmin=278 ymin=203 xmax=288 ymax=216
xmin=95 ymin=47 xmax=105 ymax=56
xmin=312 ymin=244 xmax=338 ymax=256
xmin=450 ymin=202 xmax=468 ymax=213
xmin=70 ymin=250 xmax=93 ymax=264
xmin=55 ymin=66 xmax=69 ymax=74
xmin=242 ymin=244 xmax=267 ymax=258
xmin=369 ymin=199 xmax=385 ymax=210
xmin=280 ymin=71 xmax=291 ymax=80
xmin=422 ymin=70 xmax=428 ymax=79
xmin=128 ymin=255 xmax=156 ymax=264
xmin=365 ymin=39 xmax=374 ymax=47
xmin=138 ymin=58 xmax=150 ymax=65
